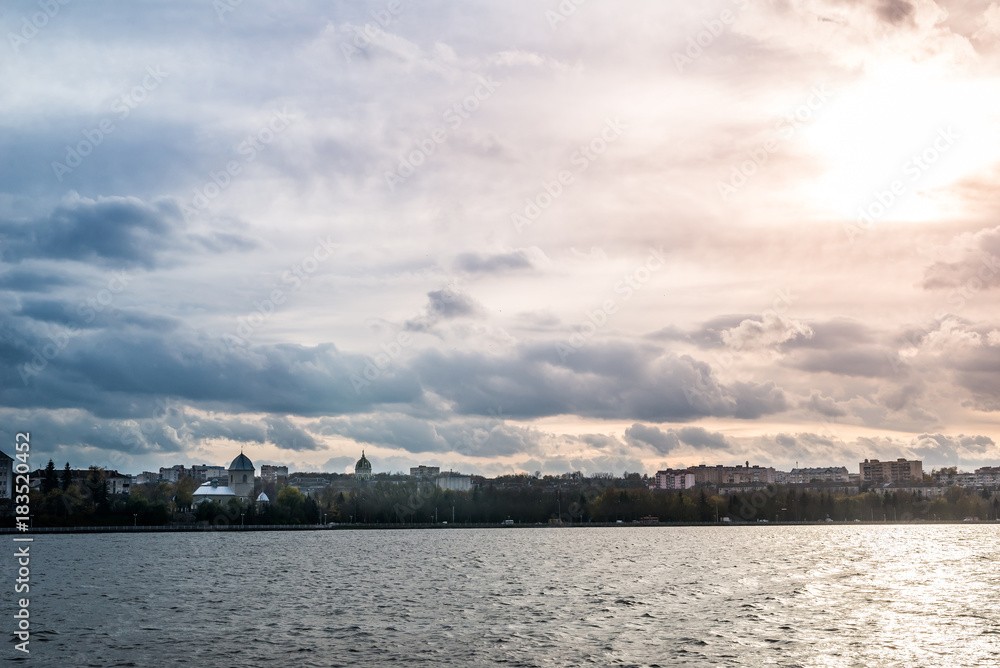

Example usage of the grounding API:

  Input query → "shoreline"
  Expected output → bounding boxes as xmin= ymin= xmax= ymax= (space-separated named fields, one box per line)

xmin=3 ymin=519 xmax=997 ymax=534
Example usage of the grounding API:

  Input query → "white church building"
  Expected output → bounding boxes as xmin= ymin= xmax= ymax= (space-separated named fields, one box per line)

xmin=193 ymin=452 xmax=256 ymax=505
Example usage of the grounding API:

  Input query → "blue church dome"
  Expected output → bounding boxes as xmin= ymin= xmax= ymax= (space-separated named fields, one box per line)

xmin=355 ymin=451 xmax=372 ymax=479
xmin=229 ymin=452 xmax=255 ymax=471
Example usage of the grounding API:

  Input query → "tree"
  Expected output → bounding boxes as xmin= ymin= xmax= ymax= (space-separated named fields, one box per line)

xmin=43 ymin=460 xmax=58 ymax=494
xmin=173 ymin=477 xmax=198 ymax=510
xmin=304 ymin=495 xmax=320 ymax=524
xmin=86 ymin=467 xmax=108 ymax=512
xmin=277 ymin=486 xmax=305 ymax=522
xmin=61 ymin=462 xmax=72 ymax=491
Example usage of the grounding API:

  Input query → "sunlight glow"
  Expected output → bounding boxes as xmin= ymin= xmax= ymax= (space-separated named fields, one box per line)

xmin=800 ymin=62 xmax=1000 ymax=223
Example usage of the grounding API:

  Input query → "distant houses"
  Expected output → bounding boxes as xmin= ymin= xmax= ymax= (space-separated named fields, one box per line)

xmin=860 ymin=458 xmax=923 ymax=488
xmin=8 ymin=448 xmax=1000 ymax=511
xmin=648 ymin=458 xmax=927 ymax=496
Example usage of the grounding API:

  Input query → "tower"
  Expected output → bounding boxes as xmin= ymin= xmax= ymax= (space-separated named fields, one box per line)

xmin=355 ymin=450 xmax=372 ymax=481
xmin=228 ymin=451 xmax=255 ymax=500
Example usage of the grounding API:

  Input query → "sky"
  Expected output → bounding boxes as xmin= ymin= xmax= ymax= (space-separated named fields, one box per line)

xmin=3 ymin=0 xmax=1000 ymax=477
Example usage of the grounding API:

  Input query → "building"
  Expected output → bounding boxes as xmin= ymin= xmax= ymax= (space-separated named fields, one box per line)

xmin=193 ymin=478 xmax=238 ymax=505
xmin=785 ymin=481 xmax=859 ymax=496
xmin=190 ymin=465 xmax=227 ymax=481
xmin=227 ymin=452 xmax=255 ymax=500
xmin=691 ymin=462 xmax=776 ymax=486
xmin=104 ymin=471 xmax=130 ymax=495
xmin=158 ymin=464 xmax=227 ymax=482
xmin=436 ymin=472 xmax=471 ymax=492
xmin=260 ymin=465 xmax=288 ymax=482
xmin=355 ymin=451 xmax=373 ymax=481
xmin=288 ymin=476 xmax=329 ymax=497
xmin=192 ymin=452 xmax=256 ymax=504
xmin=789 ymin=467 xmax=850 ymax=484
xmin=870 ymin=482 xmax=946 ymax=497
xmin=653 ymin=469 xmax=695 ymax=490
xmin=158 ymin=465 xmax=189 ymax=483
xmin=0 ymin=450 xmax=12 ymax=500
xmin=933 ymin=470 xmax=976 ymax=487
xmin=410 ymin=465 xmax=440 ymax=479
xmin=860 ymin=458 xmax=923 ymax=488
xmin=975 ymin=467 xmax=1000 ymax=487
xmin=34 ymin=468 xmax=130 ymax=495
xmin=134 ymin=471 xmax=159 ymax=485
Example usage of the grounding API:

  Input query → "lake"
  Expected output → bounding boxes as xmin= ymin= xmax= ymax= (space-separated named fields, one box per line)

xmin=14 ymin=525 xmax=1000 ymax=666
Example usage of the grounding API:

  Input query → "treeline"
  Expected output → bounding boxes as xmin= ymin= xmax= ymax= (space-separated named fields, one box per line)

xmin=26 ymin=463 xmax=195 ymax=527
xmin=14 ymin=468 xmax=1000 ymax=528
xmin=583 ymin=485 xmax=999 ymax=523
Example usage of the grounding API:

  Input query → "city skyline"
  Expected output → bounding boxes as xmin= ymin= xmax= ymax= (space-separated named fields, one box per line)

xmin=3 ymin=1 xmax=1000 ymax=478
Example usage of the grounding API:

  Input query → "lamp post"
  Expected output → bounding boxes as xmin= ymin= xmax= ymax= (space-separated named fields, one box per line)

xmin=133 ymin=513 xmax=137 ymax=527
xmin=241 ymin=512 xmax=245 ymax=528
xmin=323 ymin=513 xmax=327 ymax=527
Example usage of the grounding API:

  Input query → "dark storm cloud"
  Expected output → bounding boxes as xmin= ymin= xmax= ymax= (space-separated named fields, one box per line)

xmin=426 ymin=288 xmax=481 ymax=318
xmin=415 ymin=342 xmax=788 ymax=421
xmin=316 ymin=414 xmax=541 ymax=458
xmin=751 ymin=432 xmax=844 ymax=462
xmin=951 ymin=345 xmax=1000 ymax=411
xmin=789 ymin=347 xmax=901 ymax=378
xmin=0 ymin=269 xmax=72 ymax=293
xmin=624 ymin=423 xmax=680 ymax=453
xmin=876 ymin=0 xmax=915 ymax=25
xmin=0 ymin=406 xmax=328 ymax=464
xmin=453 ymin=250 xmax=535 ymax=273
xmin=781 ymin=318 xmax=875 ymax=350
xmin=644 ymin=325 xmax=689 ymax=342
xmin=16 ymin=299 xmax=97 ymax=328
xmin=676 ymin=426 xmax=731 ymax=450
xmin=0 ymin=408 xmax=187 ymax=464
xmin=802 ymin=392 xmax=848 ymax=417
xmin=0 ymin=195 xmax=255 ymax=269
xmin=911 ymin=433 xmax=995 ymax=461
xmin=0 ymin=121 xmax=204 ymax=200
xmin=2 ymin=308 xmax=787 ymax=431
xmin=16 ymin=298 xmax=179 ymax=332
xmin=179 ymin=413 xmax=267 ymax=445
xmin=266 ymin=416 xmax=322 ymax=450
xmin=0 ymin=195 xmax=179 ymax=268
xmin=775 ymin=433 xmax=797 ymax=448
xmin=2 ymin=318 xmax=423 ymax=419
xmin=404 ymin=288 xmax=484 ymax=332
xmin=881 ymin=383 xmax=923 ymax=412
xmin=625 ymin=424 xmax=732 ymax=454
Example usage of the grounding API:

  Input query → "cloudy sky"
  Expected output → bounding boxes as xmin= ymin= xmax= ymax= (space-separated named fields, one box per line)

xmin=4 ymin=0 xmax=1000 ymax=477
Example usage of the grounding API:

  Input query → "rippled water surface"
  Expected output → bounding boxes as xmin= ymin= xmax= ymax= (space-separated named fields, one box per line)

xmin=18 ymin=525 xmax=1000 ymax=666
